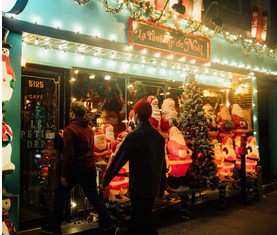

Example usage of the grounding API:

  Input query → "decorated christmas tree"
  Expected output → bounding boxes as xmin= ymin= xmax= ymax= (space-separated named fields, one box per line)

xmin=179 ymin=73 xmax=218 ymax=189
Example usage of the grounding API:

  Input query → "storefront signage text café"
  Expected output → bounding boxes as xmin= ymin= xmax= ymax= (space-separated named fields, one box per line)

xmin=128 ymin=18 xmax=210 ymax=62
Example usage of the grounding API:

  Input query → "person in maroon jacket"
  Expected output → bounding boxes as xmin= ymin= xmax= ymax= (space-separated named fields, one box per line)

xmin=41 ymin=101 xmax=120 ymax=235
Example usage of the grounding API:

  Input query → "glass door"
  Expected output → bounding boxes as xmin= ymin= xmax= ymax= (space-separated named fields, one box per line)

xmin=20 ymin=75 xmax=59 ymax=225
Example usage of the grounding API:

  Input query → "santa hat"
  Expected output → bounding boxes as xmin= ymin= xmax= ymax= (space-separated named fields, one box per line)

xmin=147 ymin=96 xmax=158 ymax=105
xmin=133 ymin=98 xmax=152 ymax=118
xmin=2 ymin=28 xmax=12 ymax=49
xmin=103 ymin=124 xmax=113 ymax=134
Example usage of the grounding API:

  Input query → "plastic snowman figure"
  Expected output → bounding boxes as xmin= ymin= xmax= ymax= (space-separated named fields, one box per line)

xmin=2 ymin=28 xmax=16 ymax=104
xmin=2 ymin=197 xmax=16 ymax=235
xmin=2 ymin=119 xmax=15 ymax=174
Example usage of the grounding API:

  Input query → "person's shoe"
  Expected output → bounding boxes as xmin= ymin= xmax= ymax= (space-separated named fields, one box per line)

xmin=41 ymin=224 xmax=61 ymax=234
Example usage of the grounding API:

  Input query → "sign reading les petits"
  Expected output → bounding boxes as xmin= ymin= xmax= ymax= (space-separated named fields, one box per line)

xmin=128 ymin=18 xmax=210 ymax=62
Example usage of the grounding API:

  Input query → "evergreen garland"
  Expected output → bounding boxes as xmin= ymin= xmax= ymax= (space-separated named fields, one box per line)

xmin=179 ymin=73 xmax=218 ymax=189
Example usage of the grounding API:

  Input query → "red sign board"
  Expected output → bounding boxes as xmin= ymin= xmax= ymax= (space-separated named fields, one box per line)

xmin=128 ymin=18 xmax=210 ymax=62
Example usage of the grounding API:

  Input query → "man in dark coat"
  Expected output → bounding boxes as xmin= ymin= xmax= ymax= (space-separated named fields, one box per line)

xmin=103 ymin=98 xmax=166 ymax=235
xmin=42 ymin=101 xmax=119 ymax=235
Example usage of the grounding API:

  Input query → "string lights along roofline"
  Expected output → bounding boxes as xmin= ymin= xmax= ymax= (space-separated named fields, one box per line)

xmin=74 ymin=0 xmax=277 ymax=60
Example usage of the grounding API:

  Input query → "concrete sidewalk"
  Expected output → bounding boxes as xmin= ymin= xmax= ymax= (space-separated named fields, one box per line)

xmin=157 ymin=189 xmax=277 ymax=235
xmin=19 ymin=182 xmax=277 ymax=234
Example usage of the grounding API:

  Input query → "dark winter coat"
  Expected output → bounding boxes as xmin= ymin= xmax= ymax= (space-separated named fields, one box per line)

xmin=103 ymin=120 xmax=165 ymax=199
xmin=62 ymin=117 xmax=95 ymax=178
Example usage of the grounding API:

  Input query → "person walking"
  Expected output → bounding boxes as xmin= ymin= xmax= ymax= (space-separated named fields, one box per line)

xmin=103 ymin=98 xmax=166 ymax=235
xmin=41 ymin=101 xmax=119 ymax=235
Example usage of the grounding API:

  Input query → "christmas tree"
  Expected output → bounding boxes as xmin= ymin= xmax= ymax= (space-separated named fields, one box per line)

xmin=179 ymin=73 xmax=218 ymax=189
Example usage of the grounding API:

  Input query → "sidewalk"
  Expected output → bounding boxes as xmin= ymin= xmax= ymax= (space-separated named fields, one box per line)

xmin=19 ymin=182 xmax=277 ymax=234
xmin=157 ymin=189 xmax=277 ymax=235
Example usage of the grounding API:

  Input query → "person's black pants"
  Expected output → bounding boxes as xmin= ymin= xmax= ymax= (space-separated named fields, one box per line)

xmin=52 ymin=166 xmax=113 ymax=230
xmin=126 ymin=188 xmax=158 ymax=235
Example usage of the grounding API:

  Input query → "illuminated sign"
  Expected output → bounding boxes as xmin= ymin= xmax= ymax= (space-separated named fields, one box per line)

xmin=128 ymin=18 xmax=210 ymax=62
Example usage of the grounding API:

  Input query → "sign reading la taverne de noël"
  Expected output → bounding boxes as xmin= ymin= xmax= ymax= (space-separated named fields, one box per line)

xmin=128 ymin=18 xmax=210 ymax=62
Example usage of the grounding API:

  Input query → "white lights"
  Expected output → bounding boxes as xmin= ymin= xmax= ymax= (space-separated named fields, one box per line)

xmin=104 ymin=75 xmax=111 ymax=80
xmin=54 ymin=21 xmax=62 ymax=29
xmin=74 ymin=25 xmax=82 ymax=34
xmin=32 ymin=16 xmax=40 ymax=24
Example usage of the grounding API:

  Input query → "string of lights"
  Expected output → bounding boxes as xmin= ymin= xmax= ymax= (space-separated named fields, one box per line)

xmin=89 ymin=0 xmax=277 ymax=60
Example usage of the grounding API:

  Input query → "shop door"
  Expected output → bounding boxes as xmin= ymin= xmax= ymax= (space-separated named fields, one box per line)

xmin=20 ymin=74 xmax=59 ymax=227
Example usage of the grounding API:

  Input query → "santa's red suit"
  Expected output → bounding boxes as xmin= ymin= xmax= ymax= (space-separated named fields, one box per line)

xmin=167 ymin=140 xmax=192 ymax=177
xmin=166 ymin=126 xmax=192 ymax=177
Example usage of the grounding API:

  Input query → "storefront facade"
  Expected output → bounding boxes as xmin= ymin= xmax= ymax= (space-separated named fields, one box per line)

xmin=2 ymin=0 xmax=277 ymax=232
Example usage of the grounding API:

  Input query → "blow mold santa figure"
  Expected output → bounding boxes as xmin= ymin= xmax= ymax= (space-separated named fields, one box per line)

xmin=166 ymin=126 xmax=192 ymax=192
xmin=211 ymin=139 xmax=224 ymax=177
xmin=220 ymin=137 xmax=236 ymax=181
xmin=203 ymin=103 xmax=218 ymax=139
xmin=217 ymin=104 xmax=234 ymax=141
xmin=234 ymin=135 xmax=242 ymax=169
xmin=147 ymin=95 xmax=161 ymax=130
xmin=2 ymin=27 xmax=16 ymax=104
xmin=103 ymin=124 xmax=116 ymax=160
xmin=230 ymin=103 xmax=248 ymax=136
xmin=245 ymin=136 xmax=260 ymax=176
xmin=93 ymin=131 xmax=111 ymax=166
xmin=2 ymin=119 xmax=15 ymax=174
xmin=160 ymin=98 xmax=178 ymax=140
xmin=106 ymin=131 xmax=130 ymax=203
